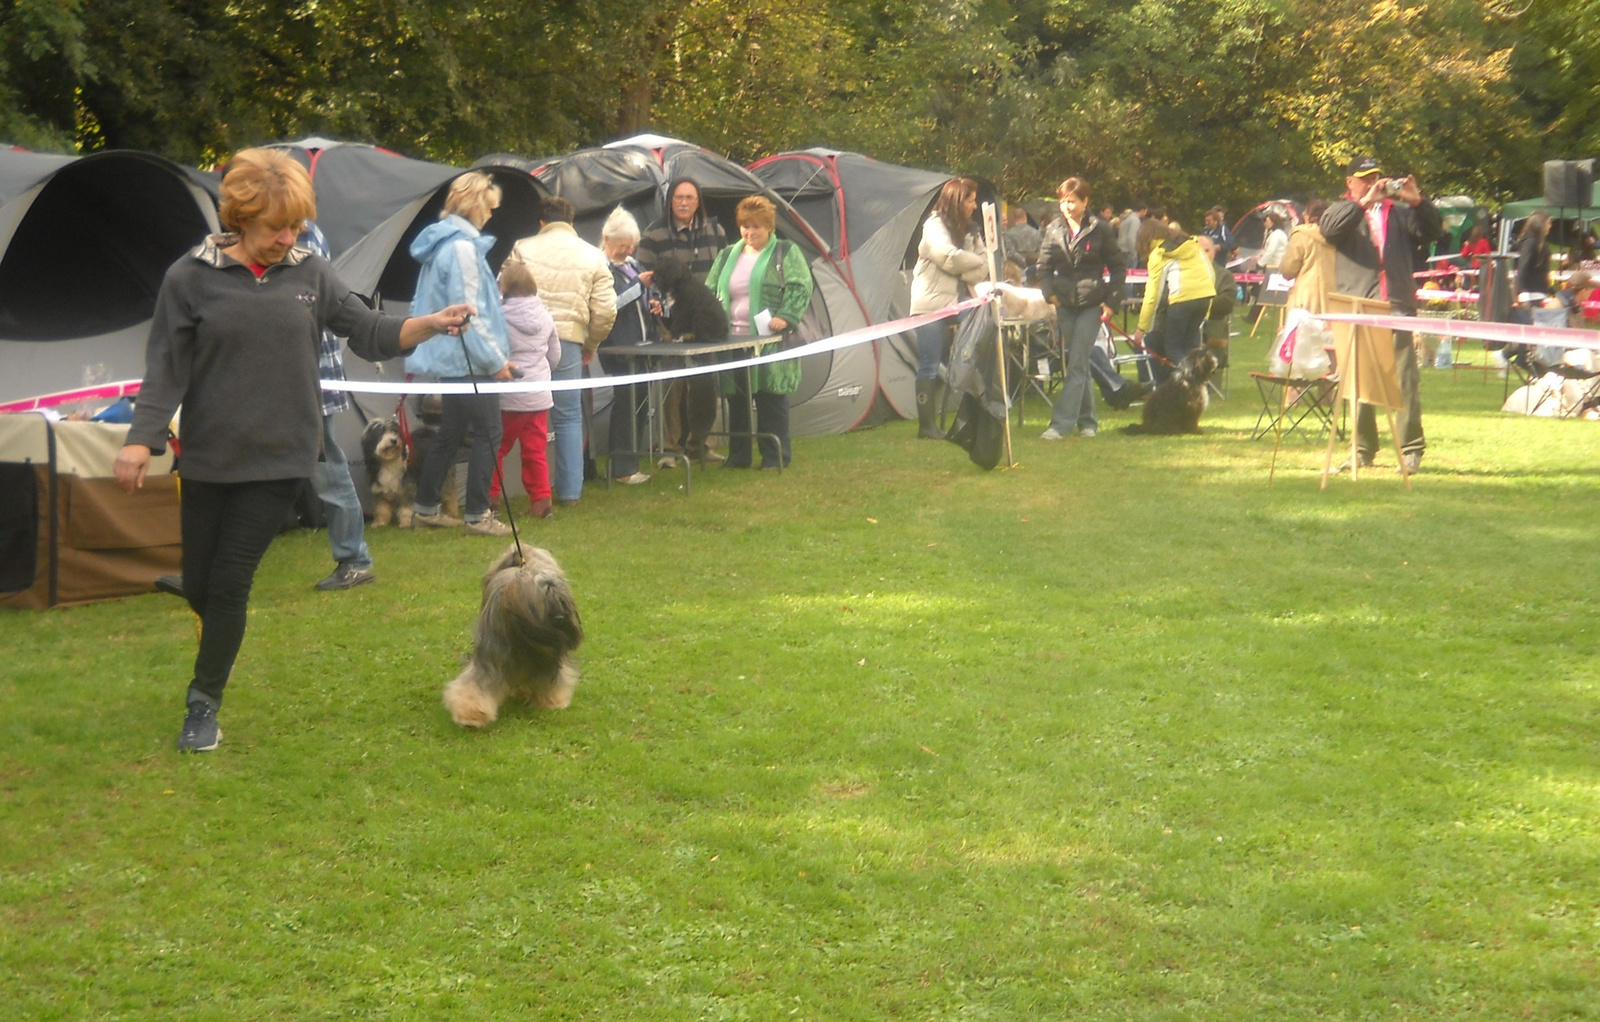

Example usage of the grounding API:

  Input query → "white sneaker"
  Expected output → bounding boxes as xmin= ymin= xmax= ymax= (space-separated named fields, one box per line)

xmin=1079 ymin=427 xmax=1097 ymax=438
xmin=618 ymin=472 xmax=651 ymax=485
xmin=463 ymin=516 xmax=513 ymax=536
xmin=1039 ymin=427 xmax=1065 ymax=441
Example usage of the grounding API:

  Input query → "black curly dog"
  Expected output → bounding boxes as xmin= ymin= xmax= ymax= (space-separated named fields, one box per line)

xmin=1122 ymin=347 xmax=1219 ymax=435
xmin=654 ymin=261 xmax=729 ymax=344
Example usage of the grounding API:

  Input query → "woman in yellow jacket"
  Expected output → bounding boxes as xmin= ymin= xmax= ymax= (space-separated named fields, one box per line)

xmin=1135 ymin=224 xmax=1216 ymax=382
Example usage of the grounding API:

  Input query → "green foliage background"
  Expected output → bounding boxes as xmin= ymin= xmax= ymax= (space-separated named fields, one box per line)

xmin=2 ymin=0 xmax=1595 ymax=218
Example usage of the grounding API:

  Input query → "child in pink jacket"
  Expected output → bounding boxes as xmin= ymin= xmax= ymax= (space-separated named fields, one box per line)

xmin=491 ymin=262 xmax=561 ymax=518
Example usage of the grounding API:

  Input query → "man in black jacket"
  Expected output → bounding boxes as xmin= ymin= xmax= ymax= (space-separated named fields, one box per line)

xmin=1319 ymin=155 xmax=1443 ymax=474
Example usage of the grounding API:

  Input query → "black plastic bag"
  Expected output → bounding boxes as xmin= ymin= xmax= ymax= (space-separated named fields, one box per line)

xmin=943 ymin=308 xmax=1007 ymax=470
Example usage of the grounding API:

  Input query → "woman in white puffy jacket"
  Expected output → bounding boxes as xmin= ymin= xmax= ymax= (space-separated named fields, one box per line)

xmin=909 ymin=177 xmax=989 ymax=438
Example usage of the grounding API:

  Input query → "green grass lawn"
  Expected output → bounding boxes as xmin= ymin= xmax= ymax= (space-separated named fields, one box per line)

xmin=3 ymin=322 xmax=1598 ymax=1019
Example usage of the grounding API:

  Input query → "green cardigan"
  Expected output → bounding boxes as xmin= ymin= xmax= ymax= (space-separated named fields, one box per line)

xmin=707 ymin=238 xmax=814 ymax=395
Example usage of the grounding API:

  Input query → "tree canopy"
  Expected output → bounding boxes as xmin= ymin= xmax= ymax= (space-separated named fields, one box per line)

xmin=2 ymin=0 xmax=1592 ymax=221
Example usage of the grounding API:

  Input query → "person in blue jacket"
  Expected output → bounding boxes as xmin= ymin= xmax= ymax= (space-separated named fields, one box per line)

xmin=406 ymin=172 xmax=515 ymax=535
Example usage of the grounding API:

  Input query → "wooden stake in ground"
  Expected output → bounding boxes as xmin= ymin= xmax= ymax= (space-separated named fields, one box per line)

xmin=982 ymin=201 xmax=1015 ymax=468
xmin=1319 ymin=294 xmax=1411 ymax=491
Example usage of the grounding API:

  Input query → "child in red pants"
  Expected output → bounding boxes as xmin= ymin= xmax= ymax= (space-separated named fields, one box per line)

xmin=491 ymin=262 xmax=561 ymax=518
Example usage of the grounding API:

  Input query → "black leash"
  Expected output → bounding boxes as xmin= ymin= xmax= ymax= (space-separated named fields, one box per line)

xmin=455 ymin=319 xmax=523 ymax=561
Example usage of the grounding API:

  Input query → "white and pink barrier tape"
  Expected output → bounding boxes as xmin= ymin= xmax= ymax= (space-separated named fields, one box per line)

xmin=0 ymin=299 xmax=989 ymax=412
xmin=319 ymin=298 xmax=988 ymax=398
xmin=0 ymin=379 xmax=144 ymax=415
xmin=1315 ymin=313 xmax=1600 ymax=352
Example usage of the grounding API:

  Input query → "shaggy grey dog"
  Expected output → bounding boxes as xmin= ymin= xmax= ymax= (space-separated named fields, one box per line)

xmin=1123 ymin=347 xmax=1219 ymax=435
xmin=443 ymin=542 xmax=583 ymax=728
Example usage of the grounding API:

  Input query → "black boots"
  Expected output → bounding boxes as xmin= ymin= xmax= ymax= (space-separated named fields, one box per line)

xmin=915 ymin=379 xmax=944 ymax=439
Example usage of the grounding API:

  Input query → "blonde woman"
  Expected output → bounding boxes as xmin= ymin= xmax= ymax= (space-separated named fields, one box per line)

xmin=406 ymin=171 xmax=515 ymax=536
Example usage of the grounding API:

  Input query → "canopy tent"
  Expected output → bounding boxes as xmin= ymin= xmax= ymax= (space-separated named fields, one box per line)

xmin=499 ymin=134 xmax=887 ymax=436
xmin=1501 ymin=181 xmax=1600 ymax=223
xmin=750 ymin=150 xmax=1002 ymax=423
xmin=1433 ymin=195 xmax=1487 ymax=252
xmin=0 ymin=149 xmax=220 ymax=404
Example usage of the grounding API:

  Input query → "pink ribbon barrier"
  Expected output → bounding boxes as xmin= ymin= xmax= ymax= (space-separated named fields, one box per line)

xmin=0 ymin=380 xmax=142 ymax=414
xmin=1316 ymin=313 xmax=1600 ymax=351
xmin=325 ymin=298 xmax=993 ymax=397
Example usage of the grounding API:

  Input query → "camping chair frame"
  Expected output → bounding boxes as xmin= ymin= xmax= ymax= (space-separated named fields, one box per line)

xmin=1249 ymin=372 xmax=1339 ymax=443
xmin=1001 ymin=315 xmax=1063 ymax=428
xmin=1101 ymin=314 xmax=1165 ymax=386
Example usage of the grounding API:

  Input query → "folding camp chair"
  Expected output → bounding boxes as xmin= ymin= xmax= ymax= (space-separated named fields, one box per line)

xmin=1101 ymin=314 xmax=1164 ymax=386
xmin=1001 ymin=315 xmax=1061 ymax=427
xmin=1250 ymin=372 xmax=1338 ymax=442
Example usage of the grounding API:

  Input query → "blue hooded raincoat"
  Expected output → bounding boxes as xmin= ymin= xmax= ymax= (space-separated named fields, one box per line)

xmin=405 ymin=214 xmax=510 ymax=377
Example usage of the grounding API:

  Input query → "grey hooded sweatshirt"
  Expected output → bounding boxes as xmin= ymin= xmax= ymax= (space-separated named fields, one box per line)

xmin=125 ymin=235 xmax=405 ymax=483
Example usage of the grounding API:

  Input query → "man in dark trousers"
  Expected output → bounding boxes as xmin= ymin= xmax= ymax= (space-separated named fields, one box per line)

xmin=1318 ymin=155 xmax=1442 ymax=474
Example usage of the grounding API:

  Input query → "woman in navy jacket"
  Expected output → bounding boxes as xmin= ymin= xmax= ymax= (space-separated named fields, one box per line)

xmin=1035 ymin=177 xmax=1126 ymax=440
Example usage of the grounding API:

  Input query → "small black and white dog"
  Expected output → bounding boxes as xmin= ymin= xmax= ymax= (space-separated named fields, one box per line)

xmin=360 ymin=396 xmax=458 ymax=526
xmin=360 ymin=417 xmax=417 ymax=527
xmin=655 ymin=261 xmax=729 ymax=344
xmin=1123 ymin=348 xmax=1219 ymax=435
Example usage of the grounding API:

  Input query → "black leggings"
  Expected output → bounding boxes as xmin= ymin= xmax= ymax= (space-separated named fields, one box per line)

xmin=179 ymin=478 xmax=302 ymax=708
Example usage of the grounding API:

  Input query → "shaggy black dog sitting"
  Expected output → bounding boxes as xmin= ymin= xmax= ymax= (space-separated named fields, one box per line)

xmin=655 ymin=261 xmax=729 ymax=344
xmin=1123 ymin=347 xmax=1219 ymax=435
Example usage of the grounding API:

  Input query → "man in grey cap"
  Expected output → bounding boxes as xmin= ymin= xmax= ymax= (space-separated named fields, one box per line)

xmin=1318 ymin=154 xmax=1442 ymax=474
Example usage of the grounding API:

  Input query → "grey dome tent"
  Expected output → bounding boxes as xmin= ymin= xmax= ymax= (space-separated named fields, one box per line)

xmin=0 ymin=148 xmax=212 ymax=607
xmin=268 ymin=138 xmax=551 ymax=303
xmin=489 ymin=134 xmax=887 ymax=436
xmin=750 ymin=150 xmax=1001 ymax=423
xmin=0 ymin=148 xmax=220 ymax=404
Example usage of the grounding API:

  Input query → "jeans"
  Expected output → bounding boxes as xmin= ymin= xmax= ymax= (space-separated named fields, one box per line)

xmin=914 ymin=320 xmax=949 ymax=382
xmin=1089 ymin=345 xmax=1133 ymax=401
xmin=1148 ymin=298 xmax=1209 ymax=382
xmin=550 ymin=342 xmax=584 ymax=502
xmin=415 ymin=383 xmax=501 ymax=520
xmin=1048 ymin=305 xmax=1102 ymax=433
xmin=180 ymin=478 xmax=303 ymax=708
xmin=309 ymin=413 xmax=371 ymax=570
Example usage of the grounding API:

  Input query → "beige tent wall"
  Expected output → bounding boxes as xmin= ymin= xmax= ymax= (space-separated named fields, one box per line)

xmin=0 ymin=414 xmax=179 ymax=610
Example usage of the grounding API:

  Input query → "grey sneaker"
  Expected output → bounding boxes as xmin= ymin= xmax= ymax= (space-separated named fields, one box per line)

xmin=177 ymin=703 xmax=221 ymax=753
xmin=411 ymin=511 xmax=462 ymax=529
xmin=1333 ymin=452 xmax=1375 ymax=474
xmin=1039 ymin=427 xmax=1066 ymax=441
xmin=315 ymin=563 xmax=375 ymax=591
xmin=463 ymin=515 xmax=513 ymax=537
xmin=1398 ymin=451 xmax=1423 ymax=475
xmin=154 ymin=574 xmax=186 ymax=598
xmin=1079 ymin=427 xmax=1097 ymax=438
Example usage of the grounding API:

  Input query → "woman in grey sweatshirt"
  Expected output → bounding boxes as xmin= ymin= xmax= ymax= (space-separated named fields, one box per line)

xmin=115 ymin=148 xmax=473 ymax=753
